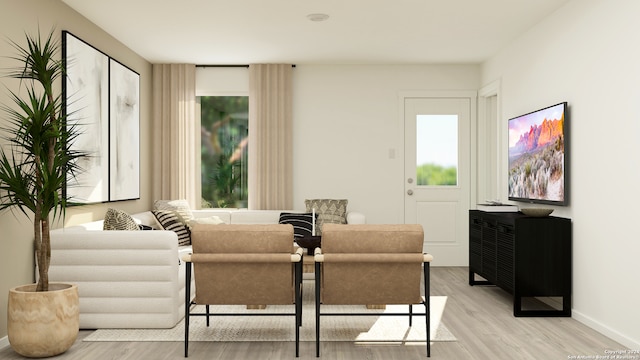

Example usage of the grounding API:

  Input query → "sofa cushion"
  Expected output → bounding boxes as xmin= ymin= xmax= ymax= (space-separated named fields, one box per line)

xmin=154 ymin=199 xmax=194 ymax=224
xmin=153 ymin=210 xmax=191 ymax=246
xmin=103 ymin=208 xmax=140 ymax=231
xmin=304 ymin=199 xmax=348 ymax=236
xmin=191 ymin=210 xmax=232 ymax=224
xmin=230 ymin=210 xmax=285 ymax=224
xmin=278 ymin=212 xmax=316 ymax=238
xmin=189 ymin=215 xmax=226 ymax=226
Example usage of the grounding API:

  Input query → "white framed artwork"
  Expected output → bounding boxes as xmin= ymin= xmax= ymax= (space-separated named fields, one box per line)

xmin=63 ymin=31 xmax=140 ymax=203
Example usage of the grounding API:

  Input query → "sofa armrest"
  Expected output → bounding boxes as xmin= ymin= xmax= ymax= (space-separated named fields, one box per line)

xmin=49 ymin=229 xmax=182 ymax=299
xmin=48 ymin=229 xmax=190 ymax=329
xmin=50 ymin=229 xmax=179 ymax=267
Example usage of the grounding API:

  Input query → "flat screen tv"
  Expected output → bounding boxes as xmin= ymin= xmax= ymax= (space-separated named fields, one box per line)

xmin=508 ymin=102 xmax=568 ymax=206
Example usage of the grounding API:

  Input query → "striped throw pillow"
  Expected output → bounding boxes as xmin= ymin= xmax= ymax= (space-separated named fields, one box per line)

xmin=279 ymin=212 xmax=317 ymax=238
xmin=153 ymin=199 xmax=194 ymax=224
xmin=153 ymin=210 xmax=191 ymax=246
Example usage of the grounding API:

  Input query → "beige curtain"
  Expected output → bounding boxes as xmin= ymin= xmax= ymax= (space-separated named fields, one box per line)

xmin=248 ymin=64 xmax=293 ymax=210
xmin=151 ymin=64 xmax=198 ymax=207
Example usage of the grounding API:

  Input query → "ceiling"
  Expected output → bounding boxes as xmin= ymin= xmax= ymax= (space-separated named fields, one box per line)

xmin=62 ymin=0 xmax=570 ymax=65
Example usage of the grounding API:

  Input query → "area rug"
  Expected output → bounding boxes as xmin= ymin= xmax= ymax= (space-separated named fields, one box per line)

xmin=84 ymin=282 xmax=456 ymax=343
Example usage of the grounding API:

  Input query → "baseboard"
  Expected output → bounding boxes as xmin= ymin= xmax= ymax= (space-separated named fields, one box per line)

xmin=573 ymin=309 xmax=640 ymax=349
xmin=1 ymin=336 xmax=9 ymax=350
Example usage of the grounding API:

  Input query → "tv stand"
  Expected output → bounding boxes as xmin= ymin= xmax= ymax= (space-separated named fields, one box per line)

xmin=469 ymin=210 xmax=572 ymax=317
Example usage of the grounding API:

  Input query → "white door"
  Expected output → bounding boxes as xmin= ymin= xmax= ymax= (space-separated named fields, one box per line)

xmin=404 ymin=93 xmax=475 ymax=266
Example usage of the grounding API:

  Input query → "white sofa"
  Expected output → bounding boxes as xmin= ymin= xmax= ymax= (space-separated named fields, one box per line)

xmin=49 ymin=209 xmax=365 ymax=329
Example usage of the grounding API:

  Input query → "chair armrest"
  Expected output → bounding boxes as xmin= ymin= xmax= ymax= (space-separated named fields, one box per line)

xmin=191 ymin=253 xmax=295 ymax=263
xmin=185 ymin=250 xmax=302 ymax=263
xmin=315 ymin=248 xmax=431 ymax=263
xmin=319 ymin=253 xmax=425 ymax=263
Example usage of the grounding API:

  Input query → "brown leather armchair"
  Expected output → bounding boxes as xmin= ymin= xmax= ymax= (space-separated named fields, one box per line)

xmin=182 ymin=223 xmax=303 ymax=357
xmin=314 ymin=223 xmax=433 ymax=357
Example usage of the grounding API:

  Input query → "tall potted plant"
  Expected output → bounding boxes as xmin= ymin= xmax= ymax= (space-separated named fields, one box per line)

xmin=0 ymin=29 xmax=86 ymax=358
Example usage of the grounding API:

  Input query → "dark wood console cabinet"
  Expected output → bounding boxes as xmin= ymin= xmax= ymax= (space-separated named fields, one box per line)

xmin=469 ymin=210 xmax=572 ymax=317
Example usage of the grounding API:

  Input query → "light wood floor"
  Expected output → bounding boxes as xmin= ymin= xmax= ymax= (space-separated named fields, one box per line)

xmin=0 ymin=267 xmax=626 ymax=359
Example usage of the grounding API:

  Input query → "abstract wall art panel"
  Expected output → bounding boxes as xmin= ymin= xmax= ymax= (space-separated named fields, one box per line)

xmin=63 ymin=31 xmax=109 ymax=203
xmin=109 ymin=59 xmax=140 ymax=201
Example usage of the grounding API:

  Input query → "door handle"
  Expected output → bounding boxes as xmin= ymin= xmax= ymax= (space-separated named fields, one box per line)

xmin=407 ymin=189 xmax=414 ymax=196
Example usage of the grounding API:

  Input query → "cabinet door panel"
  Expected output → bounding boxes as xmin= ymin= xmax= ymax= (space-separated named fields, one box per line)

xmin=481 ymin=219 xmax=497 ymax=283
xmin=496 ymin=223 xmax=514 ymax=292
xmin=469 ymin=215 xmax=482 ymax=272
xmin=515 ymin=218 xmax=569 ymax=296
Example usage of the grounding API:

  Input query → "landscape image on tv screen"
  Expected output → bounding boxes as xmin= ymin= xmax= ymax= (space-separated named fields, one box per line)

xmin=508 ymin=102 xmax=566 ymax=205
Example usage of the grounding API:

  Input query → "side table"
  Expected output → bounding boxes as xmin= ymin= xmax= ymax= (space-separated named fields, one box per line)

xmin=296 ymin=235 xmax=321 ymax=273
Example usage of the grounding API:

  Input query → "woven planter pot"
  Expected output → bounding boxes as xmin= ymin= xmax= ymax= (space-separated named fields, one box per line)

xmin=8 ymin=283 xmax=79 ymax=358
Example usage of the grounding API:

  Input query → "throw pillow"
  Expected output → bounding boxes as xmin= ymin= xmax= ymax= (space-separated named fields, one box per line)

xmin=153 ymin=199 xmax=194 ymax=224
xmin=103 ymin=208 xmax=140 ymax=231
xmin=153 ymin=210 xmax=191 ymax=246
xmin=138 ymin=224 xmax=154 ymax=230
xmin=279 ymin=212 xmax=317 ymax=238
xmin=304 ymin=199 xmax=348 ymax=236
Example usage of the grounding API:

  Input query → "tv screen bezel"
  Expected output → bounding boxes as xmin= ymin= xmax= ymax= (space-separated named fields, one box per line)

xmin=507 ymin=101 xmax=569 ymax=206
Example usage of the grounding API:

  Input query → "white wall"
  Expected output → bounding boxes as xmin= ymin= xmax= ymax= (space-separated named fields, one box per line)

xmin=196 ymin=66 xmax=249 ymax=96
xmin=291 ymin=65 xmax=480 ymax=223
xmin=482 ymin=0 xmax=640 ymax=349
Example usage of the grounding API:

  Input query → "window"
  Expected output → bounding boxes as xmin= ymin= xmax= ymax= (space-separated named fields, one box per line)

xmin=199 ymin=96 xmax=248 ymax=208
xmin=416 ymin=114 xmax=458 ymax=186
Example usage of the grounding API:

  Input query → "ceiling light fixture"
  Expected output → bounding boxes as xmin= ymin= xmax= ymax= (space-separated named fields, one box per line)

xmin=307 ymin=13 xmax=330 ymax=22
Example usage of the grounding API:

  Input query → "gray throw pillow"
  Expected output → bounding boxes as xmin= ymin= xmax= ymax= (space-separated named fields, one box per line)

xmin=304 ymin=199 xmax=348 ymax=236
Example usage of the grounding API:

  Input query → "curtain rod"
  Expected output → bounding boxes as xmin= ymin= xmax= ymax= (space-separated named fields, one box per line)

xmin=196 ymin=64 xmax=296 ymax=68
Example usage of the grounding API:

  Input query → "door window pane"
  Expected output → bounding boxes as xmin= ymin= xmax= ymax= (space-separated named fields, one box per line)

xmin=416 ymin=115 xmax=458 ymax=186
xmin=200 ymin=96 xmax=248 ymax=208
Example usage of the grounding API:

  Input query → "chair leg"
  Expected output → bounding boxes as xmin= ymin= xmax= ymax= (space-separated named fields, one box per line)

xmin=184 ymin=261 xmax=191 ymax=357
xmin=315 ymin=261 xmax=321 ymax=357
xmin=409 ymin=304 xmax=413 ymax=327
xmin=296 ymin=261 xmax=303 ymax=328
xmin=295 ymin=261 xmax=302 ymax=357
xmin=424 ymin=261 xmax=431 ymax=357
